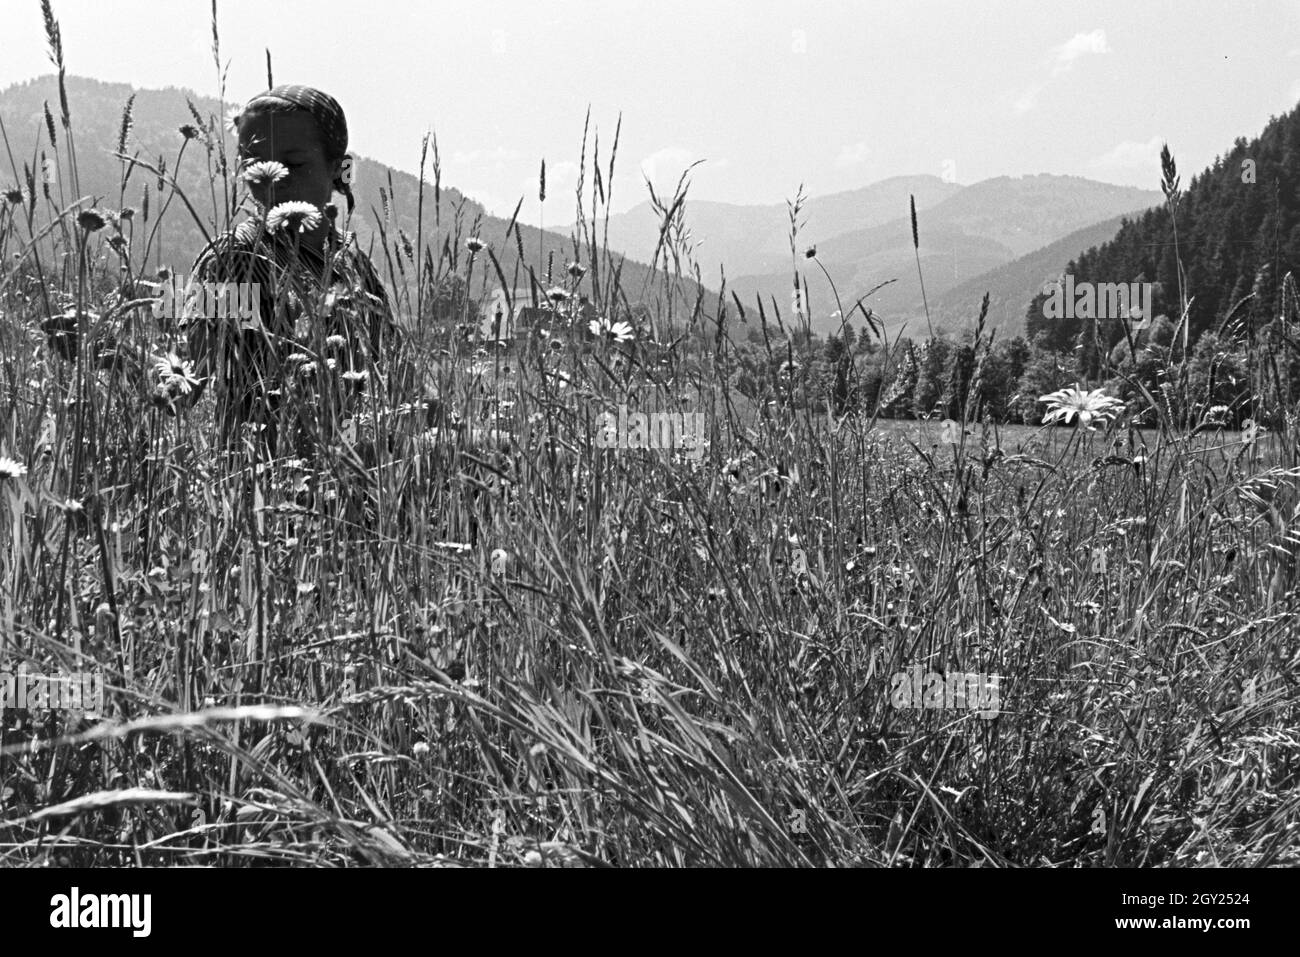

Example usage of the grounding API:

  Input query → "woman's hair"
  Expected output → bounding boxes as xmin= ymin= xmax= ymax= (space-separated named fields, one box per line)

xmin=234 ymin=85 xmax=355 ymax=215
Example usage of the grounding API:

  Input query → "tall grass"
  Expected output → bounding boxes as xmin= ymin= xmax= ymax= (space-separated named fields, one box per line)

xmin=0 ymin=2 xmax=1296 ymax=867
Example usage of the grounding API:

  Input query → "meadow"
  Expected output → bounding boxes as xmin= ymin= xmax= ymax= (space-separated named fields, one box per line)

xmin=0 ymin=5 xmax=1297 ymax=868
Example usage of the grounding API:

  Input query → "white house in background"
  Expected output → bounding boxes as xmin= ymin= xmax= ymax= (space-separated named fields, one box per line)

xmin=483 ymin=288 xmax=599 ymax=341
xmin=483 ymin=288 xmax=528 ymax=340
xmin=483 ymin=287 xmax=556 ymax=340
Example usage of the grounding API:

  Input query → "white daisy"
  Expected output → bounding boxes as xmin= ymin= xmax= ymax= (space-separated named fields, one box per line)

xmin=266 ymin=201 xmax=323 ymax=234
xmin=241 ymin=160 xmax=289 ymax=188
xmin=1039 ymin=385 xmax=1125 ymax=429
xmin=0 ymin=456 xmax=26 ymax=481
xmin=588 ymin=316 xmax=634 ymax=343
xmin=152 ymin=352 xmax=202 ymax=395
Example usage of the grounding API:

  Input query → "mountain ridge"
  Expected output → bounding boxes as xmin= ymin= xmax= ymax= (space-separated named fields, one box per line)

xmin=581 ymin=174 xmax=962 ymax=282
xmin=725 ymin=173 xmax=1161 ymax=337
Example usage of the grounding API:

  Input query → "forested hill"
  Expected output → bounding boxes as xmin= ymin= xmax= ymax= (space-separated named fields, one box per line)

xmin=1025 ymin=99 xmax=1300 ymax=353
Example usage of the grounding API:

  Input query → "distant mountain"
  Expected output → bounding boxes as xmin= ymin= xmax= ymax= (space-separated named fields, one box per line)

xmin=726 ymin=174 xmax=1161 ymax=338
xmin=924 ymin=213 xmax=1139 ymax=338
xmin=0 ymin=75 xmax=706 ymax=323
xmin=579 ymin=175 xmax=961 ymax=282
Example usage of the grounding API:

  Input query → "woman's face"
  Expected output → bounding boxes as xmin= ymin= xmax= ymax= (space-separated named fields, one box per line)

xmin=237 ymin=110 xmax=340 ymax=211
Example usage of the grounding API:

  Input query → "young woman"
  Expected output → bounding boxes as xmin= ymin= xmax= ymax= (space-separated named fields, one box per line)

xmin=185 ymin=84 xmax=396 ymax=456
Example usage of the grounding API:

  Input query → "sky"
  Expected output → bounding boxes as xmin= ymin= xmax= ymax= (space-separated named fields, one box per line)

xmin=3 ymin=0 xmax=1299 ymax=227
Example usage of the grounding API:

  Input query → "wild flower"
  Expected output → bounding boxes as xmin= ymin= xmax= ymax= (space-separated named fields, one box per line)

xmin=722 ymin=456 xmax=748 ymax=486
xmin=1039 ymin=385 xmax=1125 ymax=428
xmin=588 ymin=316 xmax=634 ymax=343
xmin=547 ymin=287 xmax=569 ymax=304
xmin=4 ymin=187 xmax=25 ymax=205
xmin=77 ymin=208 xmax=106 ymax=232
xmin=153 ymin=352 xmax=202 ymax=395
xmin=179 ymin=124 xmax=201 ymax=140
xmin=266 ymin=201 xmax=322 ymax=234
xmin=242 ymin=160 xmax=289 ymax=188
xmin=466 ymin=236 xmax=485 ymax=254
xmin=433 ymin=542 xmax=472 ymax=552
xmin=0 ymin=456 xmax=27 ymax=481
xmin=567 ymin=261 xmax=586 ymax=280
xmin=326 ymin=334 xmax=347 ymax=350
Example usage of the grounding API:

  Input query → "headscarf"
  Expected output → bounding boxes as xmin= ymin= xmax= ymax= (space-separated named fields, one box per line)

xmin=238 ymin=85 xmax=354 ymax=214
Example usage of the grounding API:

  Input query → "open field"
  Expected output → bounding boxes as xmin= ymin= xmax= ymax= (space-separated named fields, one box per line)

xmin=1 ymin=4 xmax=1297 ymax=870
xmin=2 ymin=320 xmax=1296 ymax=865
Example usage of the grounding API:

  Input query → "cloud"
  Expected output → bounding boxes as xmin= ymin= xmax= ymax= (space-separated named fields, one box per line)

xmin=549 ymin=160 xmax=580 ymax=186
xmin=639 ymin=146 xmax=701 ymax=194
xmin=834 ymin=142 xmax=870 ymax=168
xmin=1013 ymin=29 xmax=1111 ymax=114
xmin=1291 ymin=77 xmax=1300 ymax=103
xmin=1051 ymin=29 xmax=1111 ymax=75
xmin=518 ymin=159 xmax=579 ymax=201
xmin=1013 ymin=83 xmax=1044 ymax=115
xmin=1091 ymin=136 xmax=1164 ymax=177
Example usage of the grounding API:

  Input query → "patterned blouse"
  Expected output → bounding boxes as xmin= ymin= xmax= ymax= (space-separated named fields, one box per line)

xmin=185 ymin=219 xmax=397 ymax=453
